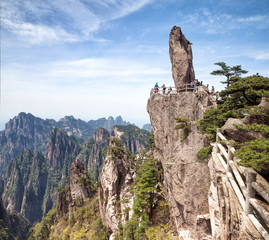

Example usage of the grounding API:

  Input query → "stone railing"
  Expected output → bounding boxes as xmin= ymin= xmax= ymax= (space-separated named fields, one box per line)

xmin=150 ymin=83 xmax=197 ymax=95
xmin=215 ymin=128 xmax=269 ymax=239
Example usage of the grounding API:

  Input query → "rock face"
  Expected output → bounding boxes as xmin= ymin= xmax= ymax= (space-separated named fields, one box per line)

xmin=2 ymin=128 xmax=82 ymax=223
xmin=169 ymin=26 xmax=195 ymax=88
xmin=81 ymin=128 xmax=110 ymax=182
xmin=0 ymin=112 xmax=53 ymax=173
xmin=1 ymin=123 xmax=150 ymax=225
xmin=147 ymin=26 xmax=216 ymax=239
xmin=99 ymin=137 xmax=135 ymax=234
xmin=2 ymin=150 xmax=48 ymax=224
xmin=56 ymin=159 xmax=93 ymax=218
xmin=47 ymin=128 xmax=81 ymax=170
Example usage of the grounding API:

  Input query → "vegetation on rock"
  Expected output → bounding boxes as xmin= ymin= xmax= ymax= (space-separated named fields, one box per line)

xmin=200 ymin=67 xmax=269 ymax=173
xmin=196 ymin=146 xmax=212 ymax=163
xmin=174 ymin=117 xmax=190 ymax=140
xmin=114 ymin=157 xmax=174 ymax=240
xmin=28 ymin=196 xmax=109 ymax=240
xmin=0 ymin=210 xmax=31 ymax=240
xmin=235 ymin=140 xmax=269 ymax=172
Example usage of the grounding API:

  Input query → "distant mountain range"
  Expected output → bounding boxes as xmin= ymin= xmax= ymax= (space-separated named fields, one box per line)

xmin=0 ymin=112 xmax=151 ymax=226
xmin=0 ymin=112 xmax=141 ymax=172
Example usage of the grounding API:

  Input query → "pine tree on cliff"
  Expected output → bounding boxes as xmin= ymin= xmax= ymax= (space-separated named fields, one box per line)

xmin=210 ymin=62 xmax=248 ymax=87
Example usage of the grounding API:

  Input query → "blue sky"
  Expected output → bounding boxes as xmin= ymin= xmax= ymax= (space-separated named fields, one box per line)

xmin=1 ymin=0 xmax=269 ymax=129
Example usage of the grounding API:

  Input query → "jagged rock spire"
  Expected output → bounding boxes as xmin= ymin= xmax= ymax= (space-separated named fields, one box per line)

xmin=169 ymin=26 xmax=195 ymax=88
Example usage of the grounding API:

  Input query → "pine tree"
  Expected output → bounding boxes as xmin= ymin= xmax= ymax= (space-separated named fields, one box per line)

xmin=210 ymin=62 xmax=248 ymax=87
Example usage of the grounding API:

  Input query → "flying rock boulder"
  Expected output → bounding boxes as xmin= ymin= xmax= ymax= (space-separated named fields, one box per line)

xmin=169 ymin=26 xmax=195 ymax=88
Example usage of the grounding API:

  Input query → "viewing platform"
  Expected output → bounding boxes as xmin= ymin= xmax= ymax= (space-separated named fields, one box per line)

xmin=150 ymin=83 xmax=202 ymax=95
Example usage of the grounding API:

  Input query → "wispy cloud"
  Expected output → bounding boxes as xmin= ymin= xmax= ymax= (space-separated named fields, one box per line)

xmin=2 ymin=19 xmax=78 ymax=44
xmin=2 ymin=57 xmax=170 ymax=87
xmin=1 ymin=0 xmax=153 ymax=45
xmin=179 ymin=8 xmax=269 ymax=34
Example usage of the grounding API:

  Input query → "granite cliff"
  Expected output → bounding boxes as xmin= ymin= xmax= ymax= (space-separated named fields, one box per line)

xmin=56 ymin=159 xmax=94 ymax=218
xmin=147 ymin=26 xmax=267 ymax=239
xmin=99 ymin=137 xmax=136 ymax=235
xmin=147 ymin=26 xmax=214 ymax=239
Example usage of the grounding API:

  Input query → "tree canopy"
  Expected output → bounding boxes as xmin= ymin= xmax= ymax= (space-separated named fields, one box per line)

xmin=210 ymin=62 xmax=248 ymax=87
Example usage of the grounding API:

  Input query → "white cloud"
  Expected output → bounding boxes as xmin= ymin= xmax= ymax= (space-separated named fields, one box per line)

xmin=252 ymin=52 xmax=269 ymax=60
xmin=1 ymin=0 xmax=154 ymax=45
xmin=179 ymin=8 xmax=269 ymax=34
xmin=2 ymin=19 xmax=79 ymax=44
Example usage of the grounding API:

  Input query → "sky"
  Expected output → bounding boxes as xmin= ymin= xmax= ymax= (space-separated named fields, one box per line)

xmin=1 ymin=0 xmax=269 ymax=130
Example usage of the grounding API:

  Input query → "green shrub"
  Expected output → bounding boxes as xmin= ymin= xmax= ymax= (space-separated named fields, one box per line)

xmin=174 ymin=117 xmax=190 ymax=140
xmin=196 ymin=146 xmax=212 ymax=162
xmin=234 ymin=123 xmax=269 ymax=137
xmin=148 ymin=134 xmax=156 ymax=149
xmin=236 ymin=139 xmax=269 ymax=171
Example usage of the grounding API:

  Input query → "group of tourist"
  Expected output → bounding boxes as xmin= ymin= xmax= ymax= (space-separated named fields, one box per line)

xmin=154 ymin=83 xmax=173 ymax=94
xmin=153 ymin=81 xmax=215 ymax=94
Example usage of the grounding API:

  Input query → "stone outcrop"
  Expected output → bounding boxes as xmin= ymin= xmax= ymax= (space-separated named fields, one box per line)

xmin=221 ymin=118 xmax=265 ymax=142
xmin=221 ymin=100 xmax=269 ymax=142
xmin=56 ymin=159 xmax=93 ymax=218
xmin=99 ymin=137 xmax=135 ymax=234
xmin=147 ymin=26 xmax=216 ymax=239
xmin=169 ymin=26 xmax=195 ymax=88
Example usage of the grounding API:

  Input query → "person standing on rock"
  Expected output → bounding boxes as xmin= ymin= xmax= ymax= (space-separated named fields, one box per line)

xmin=154 ymin=83 xmax=159 ymax=93
xmin=162 ymin=84 xmax=166 ymax=94
xmin=210 ymin=86 xmax=215 ymax=94
xmin=190 ymin=81 xmax=194 ymax=88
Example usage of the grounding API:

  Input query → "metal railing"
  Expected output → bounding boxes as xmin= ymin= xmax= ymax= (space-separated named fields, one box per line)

xmin=215 ymin=128 xmax=269 ymax=239
xmin=150 ymin=83 xmax=198 ymax=95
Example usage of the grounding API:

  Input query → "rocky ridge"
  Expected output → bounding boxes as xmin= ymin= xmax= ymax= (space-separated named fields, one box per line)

xmin=56 ymin=159 xmax=94 ymax=218
xmin=99 ymin=137 xmax=135 ymax=234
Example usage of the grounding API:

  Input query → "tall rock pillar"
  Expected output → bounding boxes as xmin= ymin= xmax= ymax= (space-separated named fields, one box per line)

xmin=169 ymin=26 xmax=195 ymax=88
